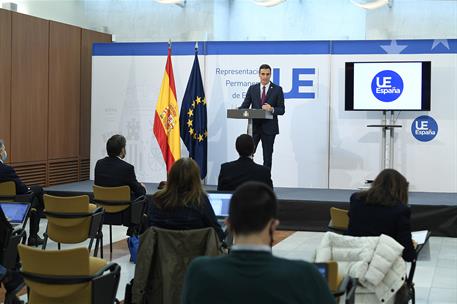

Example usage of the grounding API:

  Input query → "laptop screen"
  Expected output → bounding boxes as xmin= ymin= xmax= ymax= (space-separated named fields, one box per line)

xmin=0 ymin=202 xmax=30 ymax=225
xmin=207 ymin=193 xmax=232 ymax=217
xmin=314 ymin=263 xmax=328 ymax=280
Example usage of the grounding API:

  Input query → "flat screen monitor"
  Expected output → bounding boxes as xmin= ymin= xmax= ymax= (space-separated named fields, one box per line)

xmin=345 ymin=61 xmax=431 ymax=111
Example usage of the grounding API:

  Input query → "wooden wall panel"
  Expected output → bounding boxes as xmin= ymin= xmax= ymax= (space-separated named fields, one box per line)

xmin=0 ymin=9 xmax=11 ymax=150
xmin=48 ymin=21 xmax=81 ymax=159
xmin=11 ymin=162 xmax=46 ymax=186
xmin=11 ymin=12 xmax=48 ymax=163
xmin=80 ymin=29 xmax=111 ymax=158
xmin=48 ymin=158 xmax=79 ymax=185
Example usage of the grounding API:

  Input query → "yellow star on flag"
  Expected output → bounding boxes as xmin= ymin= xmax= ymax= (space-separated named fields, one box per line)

xmin=187 ymin=119 xmax=193 ymax=127
xmin=196 ymin=96 xmax=201 ymax=104
xmin=198 ymin=134 xmax=204 ymax=142
xmin=187 ymin=109 xmax=193 ymax=117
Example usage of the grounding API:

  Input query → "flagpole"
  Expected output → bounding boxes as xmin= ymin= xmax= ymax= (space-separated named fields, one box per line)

xmin=195 ymin=40 xmax=206 ymax=184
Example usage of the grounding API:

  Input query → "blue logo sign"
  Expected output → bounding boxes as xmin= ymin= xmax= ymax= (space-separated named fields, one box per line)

xmin=371 ymin=70 xmax=404 ymax=102
xmin=273 ymin=68 xmax=316 ymax=99
xmin=411 ymin=116 xmax=438 ymax=142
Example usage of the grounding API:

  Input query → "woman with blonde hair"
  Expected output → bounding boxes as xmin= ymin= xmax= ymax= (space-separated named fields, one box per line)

xmin=149 ymin=158 xmax=224 ymax=241
xmin=347 ymin=168 xmax=416 ymax=262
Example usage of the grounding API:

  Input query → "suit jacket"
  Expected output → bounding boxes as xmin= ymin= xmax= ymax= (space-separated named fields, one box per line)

xmin=347 ymin=192 xmax=416 ymax=262
xmin=217 ymin=157 xmax=273 ymax=191
xmin=239 ymin=82 xmax=285 ymax=135
xmin=182 ymin=250 xmax=335 ymax=304
xmin=0 ymin=162 xmax=28 ymax=194
xmin=94 ymin=156 xmax=146 ymax=199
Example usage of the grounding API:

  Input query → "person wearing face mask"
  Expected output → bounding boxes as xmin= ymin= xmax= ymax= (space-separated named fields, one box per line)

xmin=94 ymin=134 xmax=146 ymax=199
xmin=0 ymin=139 xmax=45 ymax=247
xmin=217 ymin=134 xmax=273 ymax=191
xmin=182 ymin=182 xmax=335 ymax=304
xmin=239 ymin=64 xmax=285 ymax=170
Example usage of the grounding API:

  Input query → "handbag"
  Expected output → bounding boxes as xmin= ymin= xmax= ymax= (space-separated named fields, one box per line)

xmin=127 ymin=235 xmax=140 ymax=263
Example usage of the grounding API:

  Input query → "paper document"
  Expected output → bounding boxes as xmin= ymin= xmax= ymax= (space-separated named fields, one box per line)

xmin=412 ymin=230 xmax=429 ymax=245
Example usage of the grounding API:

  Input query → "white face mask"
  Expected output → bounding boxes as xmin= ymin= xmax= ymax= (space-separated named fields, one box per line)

xmin=0 ymin=149 xmax=7 ymax=162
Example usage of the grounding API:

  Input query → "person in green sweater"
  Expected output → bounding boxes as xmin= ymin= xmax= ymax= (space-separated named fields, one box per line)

xmin=182 ymin=182 xmax=335 ymax=304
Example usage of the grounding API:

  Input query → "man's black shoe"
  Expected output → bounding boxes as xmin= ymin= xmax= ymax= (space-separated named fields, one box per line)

xmin=27 ymin=235 xmax=44 ymax=246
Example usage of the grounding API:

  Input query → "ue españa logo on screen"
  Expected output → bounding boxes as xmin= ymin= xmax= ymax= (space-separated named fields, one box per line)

xmin=411 ymin=116 xmax=438 ymax=142
xmin=371 ymin=70 xmax=404 ymax=102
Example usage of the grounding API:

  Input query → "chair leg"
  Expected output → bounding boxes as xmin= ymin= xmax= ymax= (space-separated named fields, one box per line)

xmin=100 ymin=234 xmax=104 ymax=259
xmin=93 ymin=229 xmax=103 ymax=258
xmin=88 ymin=237 xmax=94 ymax=252
xmin=110 ymin=224 xmax=113 ymax=259
xmin=58 ymin=242 xmax=61 ymax=250
xmin=411 ymin=284 xmax=415 ymax=304
xmin=42 ymin=232 xmax=48 ymax=250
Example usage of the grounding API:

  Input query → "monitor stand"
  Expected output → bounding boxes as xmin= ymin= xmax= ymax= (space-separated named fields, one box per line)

xmin=367 ymin=110 xmax=402 ymax=169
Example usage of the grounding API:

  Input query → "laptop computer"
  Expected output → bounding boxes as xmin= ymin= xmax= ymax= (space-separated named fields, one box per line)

xmin=0 ymin=202 xmax=31 ymax=227
xmin=207 ymin=192 xmax=232 ymax=218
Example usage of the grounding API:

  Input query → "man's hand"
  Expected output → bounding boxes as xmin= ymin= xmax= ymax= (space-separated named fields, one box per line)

xmin=262 ymin=103 xmax=273 ymax=112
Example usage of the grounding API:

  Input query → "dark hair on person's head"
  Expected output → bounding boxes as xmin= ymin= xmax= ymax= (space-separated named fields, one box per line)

xmin=236 ymin=134 xmax=254 ymax=157
xmin=358 ymin=169 xmax=409 ymax=206
xmin=229 ymin=182 xmax=277 ymax=235
xmin=153 ymin=158 xmax=203 ymax=209
xmin=259 ymin=64 xmax=271 ymax=73
xmin=106 ymin=134 xmax=126 ymax=157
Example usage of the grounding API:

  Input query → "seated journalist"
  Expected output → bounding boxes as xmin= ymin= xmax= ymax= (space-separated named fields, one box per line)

xmin=182 ymin=182 xmax=335 ymax=304
xmin=218 ymin=134 xmax=273 ymax=191
xmin=148 ymin=158 xmax=225 ymax=242
xmin=347 ymin=168 xmax=416 ymax=262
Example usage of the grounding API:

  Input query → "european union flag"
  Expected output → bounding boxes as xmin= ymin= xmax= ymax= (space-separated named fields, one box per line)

xmin=180 ymin=50 xmax=207 ymax=178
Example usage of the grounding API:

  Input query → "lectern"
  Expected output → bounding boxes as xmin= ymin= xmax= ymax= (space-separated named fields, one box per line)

xmin=226 ymin=109 xmax=273 ymax=136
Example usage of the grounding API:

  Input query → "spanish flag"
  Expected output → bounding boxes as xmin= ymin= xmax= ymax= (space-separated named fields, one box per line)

xmin=153 ymin=47 xmax=181 ymax=171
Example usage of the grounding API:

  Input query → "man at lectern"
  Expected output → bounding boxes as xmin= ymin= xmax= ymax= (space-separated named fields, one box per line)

xmin=239 ymin=64 xmax=285 ymax=169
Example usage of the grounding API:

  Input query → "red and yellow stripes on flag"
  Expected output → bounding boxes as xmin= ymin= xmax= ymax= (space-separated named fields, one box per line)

xmin=153 ymin=47 xmax=181 ymax=171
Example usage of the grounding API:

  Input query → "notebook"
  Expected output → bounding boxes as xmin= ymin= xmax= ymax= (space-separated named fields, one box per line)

xmin=207 ymin=192 xmax=232 ymax=217
xmin=0 ymin=202 xmax=31 ymax=226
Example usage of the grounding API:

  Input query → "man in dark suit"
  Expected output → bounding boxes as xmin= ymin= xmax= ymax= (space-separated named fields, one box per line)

xmin=182 ymin=182 xmax=335 ymax=304
xmin=239 ymin=64 xmax=285 ymax=169
xmin=0 ymin=139 xmax=44 ymax=247
xmin=94 ymin=134 xmax=146 ymax=199
xmin=217 ymin=134 xmax=273 ymax=191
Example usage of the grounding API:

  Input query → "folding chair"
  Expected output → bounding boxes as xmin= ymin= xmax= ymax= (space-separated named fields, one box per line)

xmin=18 ymin=245 xmax=121 ymax=304
xmin=328 ymin=207 xmax=349 ymax=234
xmin=92 ymin=185 xmax=146 ymax=258
xmin=43 ymin=194 xmax=104 ymax=258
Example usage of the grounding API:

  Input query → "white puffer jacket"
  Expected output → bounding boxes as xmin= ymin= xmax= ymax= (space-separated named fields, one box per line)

xmin=315 ymin=232 xmax=406 ymax=304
